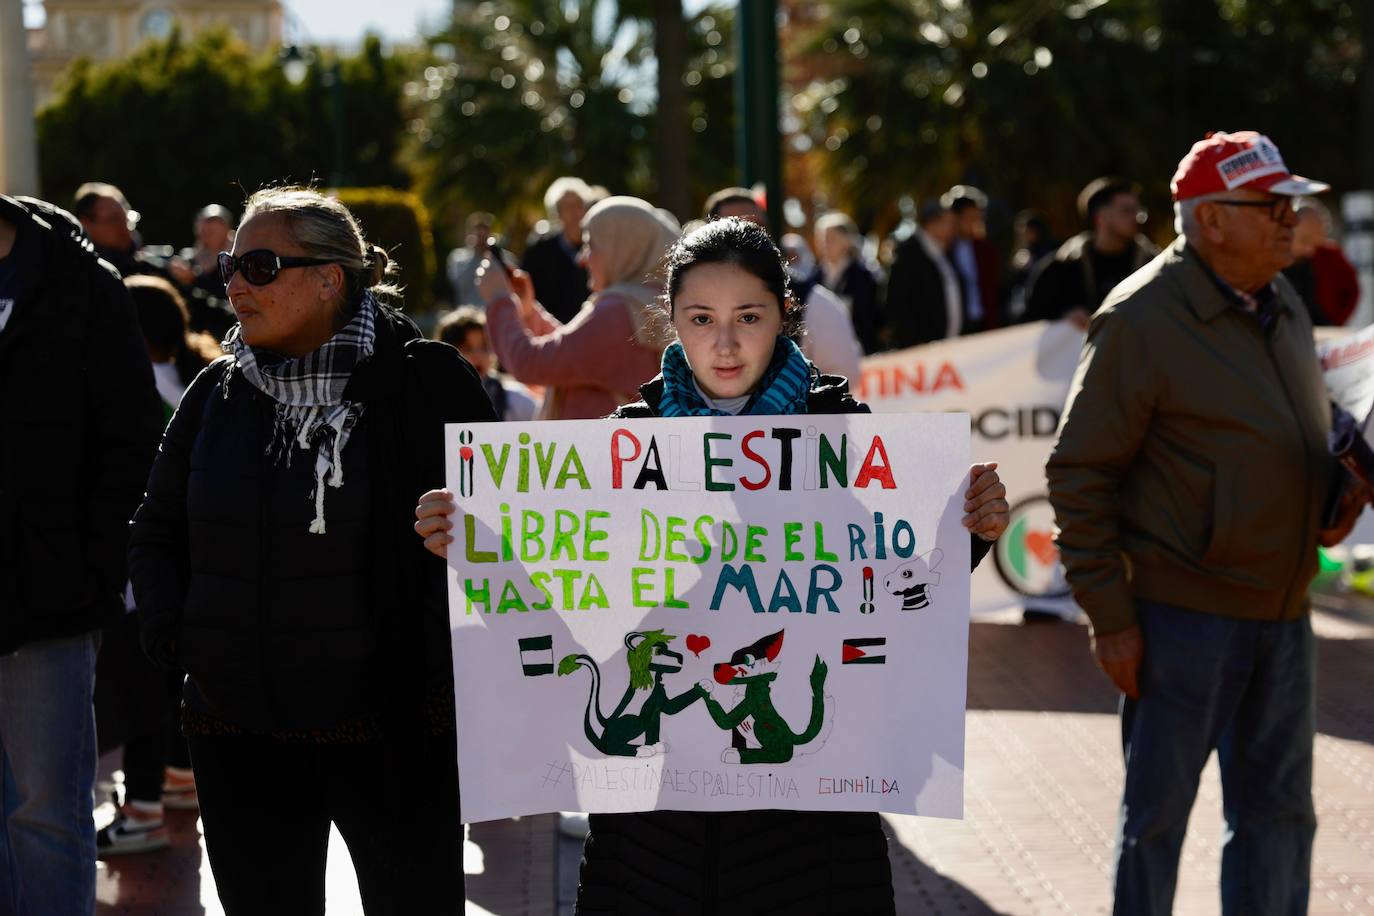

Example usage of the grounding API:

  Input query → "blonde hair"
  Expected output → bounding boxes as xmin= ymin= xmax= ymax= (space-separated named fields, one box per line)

xmin=240 ymin=186 xmax=400 ymax=309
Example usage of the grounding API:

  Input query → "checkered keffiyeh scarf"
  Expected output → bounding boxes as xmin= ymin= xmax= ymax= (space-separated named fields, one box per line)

xmin=657 ymin=335 xmax=813 ymax=418
xmin=222 ymin=292 xmax=378 ymax=534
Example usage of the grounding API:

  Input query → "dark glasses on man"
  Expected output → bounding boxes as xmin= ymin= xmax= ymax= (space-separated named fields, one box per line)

xmin=218 ymin=250 xmax=339 ymax=287
xmin=1210 ymin=197 xmax=1295 ymax=222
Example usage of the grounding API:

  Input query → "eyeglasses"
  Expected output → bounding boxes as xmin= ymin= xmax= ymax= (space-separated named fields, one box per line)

xmin=217 ymin=249 xmax=339 ymax=287
xmin=1210 ymin=197 xmax=1294 ymax=222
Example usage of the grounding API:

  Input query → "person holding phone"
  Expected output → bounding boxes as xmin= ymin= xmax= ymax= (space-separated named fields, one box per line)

xmin=483 ymin=195 xmax=680 ymax=421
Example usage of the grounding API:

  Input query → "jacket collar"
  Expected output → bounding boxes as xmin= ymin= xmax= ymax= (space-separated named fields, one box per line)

xmin=1169 ymin=238 xmax=1291 ymax=325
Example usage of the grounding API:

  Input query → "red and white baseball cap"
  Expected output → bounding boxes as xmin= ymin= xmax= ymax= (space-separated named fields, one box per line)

xmin=1170 ymin=131 xmax=1329 ymax=201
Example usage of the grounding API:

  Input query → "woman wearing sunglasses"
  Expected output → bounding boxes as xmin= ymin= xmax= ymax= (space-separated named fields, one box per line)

xmin=129 ymin=186 xmax=494 ymax=914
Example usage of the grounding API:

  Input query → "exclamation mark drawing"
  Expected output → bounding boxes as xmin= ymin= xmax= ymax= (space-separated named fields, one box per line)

xmin=860 ymin=566 xmax=875 ymax=614
xmin=458 ymin=430 xmax=475 ymax=497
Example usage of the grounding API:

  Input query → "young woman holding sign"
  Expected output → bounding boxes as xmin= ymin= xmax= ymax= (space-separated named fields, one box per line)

xmin=417 ymin=217 xmax=1009 ymax=914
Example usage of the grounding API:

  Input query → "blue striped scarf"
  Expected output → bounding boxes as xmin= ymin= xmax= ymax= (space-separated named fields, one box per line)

xmin=657 ymin=336 xmax=813 ymax=417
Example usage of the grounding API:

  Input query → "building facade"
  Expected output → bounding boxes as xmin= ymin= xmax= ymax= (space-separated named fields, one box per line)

xmin=28 ymin=0 xmax=282 ymax=104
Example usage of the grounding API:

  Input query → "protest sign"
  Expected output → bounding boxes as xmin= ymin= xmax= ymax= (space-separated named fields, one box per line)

xmin=858 ymin=321 xmax=1085 ymax=618
xmin=446 ymin=414 xmax=971 ymax=823
xmin=1318 ymin=324 xmax=1374 ymax=542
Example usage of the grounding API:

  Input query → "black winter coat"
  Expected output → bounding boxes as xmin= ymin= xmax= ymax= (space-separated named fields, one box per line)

xmin=577 ymin=372 xmax=990 ymax=916
xmin=129 ymin=306 xmax=496 ymax=733
xmin=520 ymin=230 xmax=590 ymax=324
xmin=884 ymin=233 xmax=955 ymax=349
xmin=0 ymin=195 xmax=164 ymax=653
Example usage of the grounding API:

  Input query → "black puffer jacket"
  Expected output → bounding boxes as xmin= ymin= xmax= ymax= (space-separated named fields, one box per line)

xmin=578 ymin=373 xmax=990 ymax=916
xmin=129 ymin=306 xmax=496 ymax=732
xmin=0 ymin=195 xmax=164 ymax=653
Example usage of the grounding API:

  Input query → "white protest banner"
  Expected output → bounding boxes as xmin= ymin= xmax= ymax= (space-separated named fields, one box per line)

xmin=446 ymin=414 xmax=970 ymax=823
xmin=857 ymin=321 xmax=1085 ymax=617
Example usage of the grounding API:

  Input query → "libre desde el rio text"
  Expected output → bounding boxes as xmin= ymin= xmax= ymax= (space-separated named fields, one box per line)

xmin=457 ymin=427 xmax=932 ymax=616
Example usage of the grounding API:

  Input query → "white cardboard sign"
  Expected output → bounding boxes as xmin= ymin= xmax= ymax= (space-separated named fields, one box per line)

xmin=446 ymin=414 xmax=971 ymax=823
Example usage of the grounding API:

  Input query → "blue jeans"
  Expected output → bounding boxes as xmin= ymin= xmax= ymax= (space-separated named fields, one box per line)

xmin=1113 ymin=600 xmax=1315 ymax=916
xmin=0 ymin=632 xmax=100 ymax=916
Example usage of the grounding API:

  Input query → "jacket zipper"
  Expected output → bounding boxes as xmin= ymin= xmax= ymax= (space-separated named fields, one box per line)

xmin=1265 ymin=324 xmax=1315 ymax=620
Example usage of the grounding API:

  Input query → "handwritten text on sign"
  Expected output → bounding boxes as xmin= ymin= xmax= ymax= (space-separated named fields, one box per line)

xmin=446 ymin=414 xmax=971 ymax=823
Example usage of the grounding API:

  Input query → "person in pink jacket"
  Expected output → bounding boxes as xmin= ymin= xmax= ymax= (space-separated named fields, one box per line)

xmin=481 ymin=196 xmax=679 ymax=419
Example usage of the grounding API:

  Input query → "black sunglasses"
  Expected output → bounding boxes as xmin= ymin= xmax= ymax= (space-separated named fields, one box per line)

xmin=218 ymin=249 xmax=339 ymax=287
xmin=1210 ymin=197 xmax=1294 ymax=222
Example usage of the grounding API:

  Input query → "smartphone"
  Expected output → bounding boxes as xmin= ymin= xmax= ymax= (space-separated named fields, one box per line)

xmin=485 ymin=236 xmax=514 ymax=278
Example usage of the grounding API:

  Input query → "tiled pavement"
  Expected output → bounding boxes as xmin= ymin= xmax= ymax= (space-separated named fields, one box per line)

xmin=96 ymin=595 xmax=1374 ymax=915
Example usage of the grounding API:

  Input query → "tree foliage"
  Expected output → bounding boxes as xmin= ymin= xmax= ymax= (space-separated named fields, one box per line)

xmin=37 ymin=28 xmax=418 ymax=244
xmin=410 ymin=0 xmax=737 ymax=248
xmin=793 ymin=0 xmax=1365 ymax=238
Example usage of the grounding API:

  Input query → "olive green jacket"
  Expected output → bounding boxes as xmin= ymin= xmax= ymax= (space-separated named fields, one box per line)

xmin=1047 ymin=238 xmax=1335 ymax=635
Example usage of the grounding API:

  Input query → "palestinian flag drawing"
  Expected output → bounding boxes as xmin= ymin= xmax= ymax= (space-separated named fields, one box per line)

xmin=841 ymin=637 xmax=886 ymax=665
xmin=458 ymin=429 xmax=476 ymax=497
xmin=519 ymin=635 xmax=555 ymax=676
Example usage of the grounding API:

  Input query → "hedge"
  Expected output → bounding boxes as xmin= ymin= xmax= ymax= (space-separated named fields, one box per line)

xmin=331 ymin=187 xmax=437 ymax=313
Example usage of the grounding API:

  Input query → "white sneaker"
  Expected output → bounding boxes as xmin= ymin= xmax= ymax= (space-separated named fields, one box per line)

xmin=97 ymin=806 xmax=170 ymax=856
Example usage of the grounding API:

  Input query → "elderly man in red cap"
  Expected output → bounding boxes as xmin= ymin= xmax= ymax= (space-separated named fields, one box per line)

xmin=1047 ymin=131 xmax=1368 ymax=914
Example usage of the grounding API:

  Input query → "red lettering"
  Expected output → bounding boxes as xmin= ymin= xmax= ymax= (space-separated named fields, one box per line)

xmin=738 ymin=430 xmax=772 ymax=490
xmin=854 ymin=436 xmax=897 ymax=489
xmin=893 ymin=364 xmax=925 ymax=395
xmin=610 ymin=428 xmax=641 ymax=489
xmin=932 ymin=362 xmax=964 ymax=392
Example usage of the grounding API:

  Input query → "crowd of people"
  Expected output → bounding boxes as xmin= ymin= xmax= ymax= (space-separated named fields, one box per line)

xmin=0 ymin=126 xmax=1364 ymax=916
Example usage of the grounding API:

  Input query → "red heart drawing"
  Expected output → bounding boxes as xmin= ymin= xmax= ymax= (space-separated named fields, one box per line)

xmin=1025 ymin=530 xmax=1059 ymax=566
xmin=686 ymin=634 xmax=710 ymax=657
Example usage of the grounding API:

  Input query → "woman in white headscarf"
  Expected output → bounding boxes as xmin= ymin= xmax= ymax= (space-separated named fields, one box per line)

xmin=482 ymin=196 xmax=680 ymax=420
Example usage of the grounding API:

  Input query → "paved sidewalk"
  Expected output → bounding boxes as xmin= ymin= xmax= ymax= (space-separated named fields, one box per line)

xmin=96 ymin=599 xmax=1374 ymax=915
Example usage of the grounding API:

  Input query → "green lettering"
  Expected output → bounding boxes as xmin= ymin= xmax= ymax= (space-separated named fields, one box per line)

xmin=551 ymin=510 xmax=580 ymax=561
xmin=531 ymin=572 xmax=553 ymax=610
xmin=534 ymin=441 xmax=557 ymax=487
xmin=462 ymin=578 xmax=491 ymax=614
xmin=579 ymin=573 xmax=608 ymax=610
xmin=640 ymin=511 xmax=662 ymax=561
xmin=704 ymin=433 xmax=735 ymax=492
xmin=720 ymin=522 xmax=739 ymax=562
xmin=631 ymin=567 xmax=657 ymax=607
xmin=464 ymin=514 xmax=497 ymax=563
xmin=480 ymin=443 xmax=511 ymax=488
xmin=814 ymin=522 xmax=839 ymax=562
xmin=692 ymin=515 xmax=715 ymax=564
xmin=744 ymin=525 xmax=768 ymax=563
xmin=664 ymin=567 xmax=689 ymax=608
xmin=819 ymin=434 xmax=847 ymax=488
xmin=555 ymin=447 xmax=590 ymax=489
xmin=497 ymin=579 xmax=528 ymax=613
xmin=783 ymin=522 xmax=803 ymax=561
xmin=520 ymin=511 xmax=546 ymax=562
xmin=665 ymin=516 xmax=689 ymax=562
xmin=551 ymin=569 xmax=581 ymax=609
xmin=584 ymin=510 xmax=610 ymax=561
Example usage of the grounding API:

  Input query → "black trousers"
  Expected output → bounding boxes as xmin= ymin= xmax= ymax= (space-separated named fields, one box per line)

xmin=188 ymin=731 xmax=464 ymax=915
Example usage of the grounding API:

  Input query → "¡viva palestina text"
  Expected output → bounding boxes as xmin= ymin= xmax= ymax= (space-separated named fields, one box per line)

xmin=469 ymin=427 xmax=899 ymax=494
xmin=458 ymin=436 xmax=926 ymax=617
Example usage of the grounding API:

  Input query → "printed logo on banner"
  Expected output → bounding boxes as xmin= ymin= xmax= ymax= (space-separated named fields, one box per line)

xmin=993 ymin=496 xmax=1072 ymax=598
